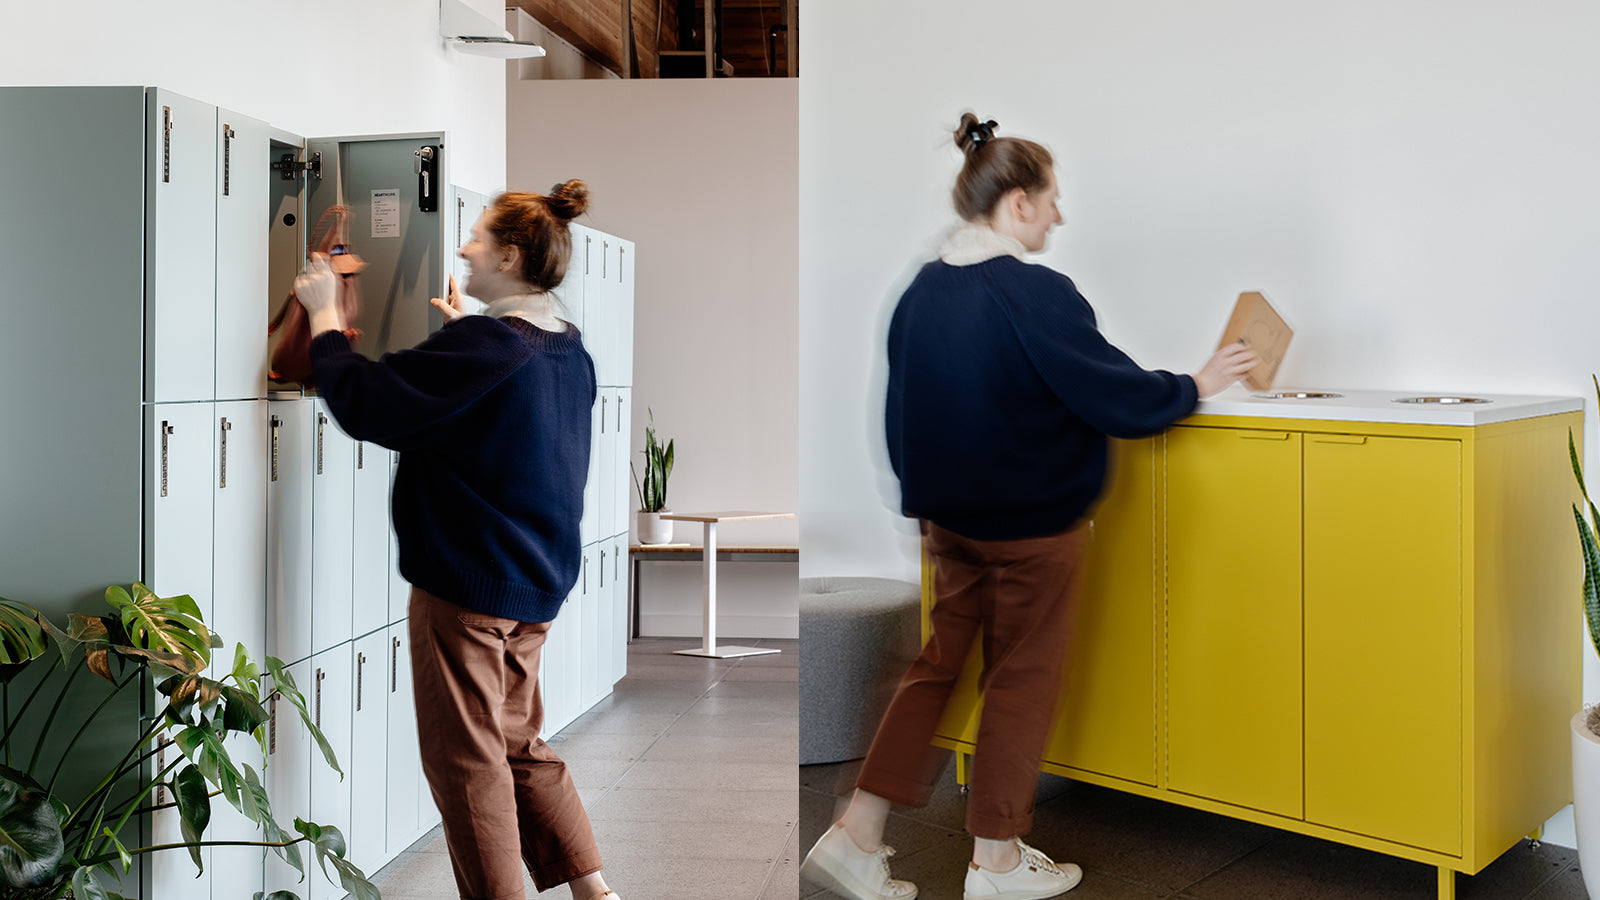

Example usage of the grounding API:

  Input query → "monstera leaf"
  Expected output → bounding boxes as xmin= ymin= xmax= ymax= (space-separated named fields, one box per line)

xmin=103 ymin=583 xmax=212 ymax=677
xmin=0 ymin=766 xmax=64 ymax=890
xmin=0 ymin=598 xmax=46 ymax=681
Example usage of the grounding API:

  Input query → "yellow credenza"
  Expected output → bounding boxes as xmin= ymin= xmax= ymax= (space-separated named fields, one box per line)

xmin=926 ymin=394 xmax=1582 ymax=900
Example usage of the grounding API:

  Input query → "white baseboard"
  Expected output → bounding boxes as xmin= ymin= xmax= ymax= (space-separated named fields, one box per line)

xmin=637 ymin=613 xmax=798 ymax=640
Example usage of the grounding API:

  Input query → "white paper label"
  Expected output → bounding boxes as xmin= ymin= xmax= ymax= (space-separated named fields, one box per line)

xmin=371 ymin=189 xmax=401 ymax=238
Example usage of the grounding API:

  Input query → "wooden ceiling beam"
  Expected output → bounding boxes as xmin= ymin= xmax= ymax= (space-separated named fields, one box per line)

xmin=513 ymin=0 xmax=628 ymax=75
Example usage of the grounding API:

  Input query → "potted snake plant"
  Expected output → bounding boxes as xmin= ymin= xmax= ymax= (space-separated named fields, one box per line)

xmin=632 ymin=409 xmax=675 ymax=545
xmin=1570 ymin=375 xmax=1600 ymax=895
xmin=0 ymin=583 xmax=377 ymax=900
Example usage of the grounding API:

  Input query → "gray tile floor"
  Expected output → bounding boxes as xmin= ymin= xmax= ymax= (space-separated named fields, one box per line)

xmin=369 ymin=637 xmax=799 ymax=900
xmin=800 ymin=755 xmax=1587 ymax=900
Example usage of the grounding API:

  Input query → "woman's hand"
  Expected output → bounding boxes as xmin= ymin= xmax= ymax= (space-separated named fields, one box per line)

xmin=295 ymin=253 xmax=346 ymax=335
xmin=1193 ymin=342 xmax=1259 ymax=398
xmin=431 ymin=274 xmax=466 ymax=324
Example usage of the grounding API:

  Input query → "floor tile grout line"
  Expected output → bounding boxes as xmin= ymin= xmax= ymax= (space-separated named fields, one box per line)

xmin=751 ymin=817 xmax=801 ymax=899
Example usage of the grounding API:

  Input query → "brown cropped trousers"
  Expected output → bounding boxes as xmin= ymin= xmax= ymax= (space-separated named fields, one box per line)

xmin=409 ymin=586 xmax=602 ymax=898
xmin=855 ymin=520 xmax=1089 ymax=839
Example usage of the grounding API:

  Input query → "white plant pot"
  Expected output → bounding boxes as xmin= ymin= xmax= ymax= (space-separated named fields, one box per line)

xmin=1573 ymin=710 xmax=1600 ymax=897
xmin=638 ymin=510 xmax=673 ymax=545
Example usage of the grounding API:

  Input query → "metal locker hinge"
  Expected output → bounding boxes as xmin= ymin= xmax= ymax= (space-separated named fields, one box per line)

xmin=316 ymin=413 xmax=326 ymax=475
xmin=270 ymin=415 xmax=282 ymax=482
xmin=392 ymin=637 xmax=400 ymax=692
xmin=357 ymin=652 xmax=366 ymax=711
xmin=272 ymin=150 xmax=322 ymax=181
xmin=159 ymin=421 xmax=174 ymax=497
xmin=162 ymin=106 xmax=172 ymax=184
xmin=219 ymin=417 xmax=232 ymax=488
xmin=315 ymin=668 xmax=325 ymax=729
xmin=222 ymin=124 xmax=234 ymax=196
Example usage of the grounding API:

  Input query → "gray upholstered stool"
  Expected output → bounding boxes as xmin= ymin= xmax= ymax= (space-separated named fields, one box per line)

xmin=799 ymin=576 xmax=921 ymax=765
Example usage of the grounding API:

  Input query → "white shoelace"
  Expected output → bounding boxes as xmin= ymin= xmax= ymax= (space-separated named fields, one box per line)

xmin=1014 ymin=840 xmax=1065 ymax=876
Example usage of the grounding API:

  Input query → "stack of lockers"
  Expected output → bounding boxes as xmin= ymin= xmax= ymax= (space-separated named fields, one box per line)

xmin=0 ymin=86 xmax=634 ymax=900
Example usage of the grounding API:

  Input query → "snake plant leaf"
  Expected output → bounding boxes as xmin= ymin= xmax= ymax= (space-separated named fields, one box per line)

xmin=1574 ymin=503 xmax=1600 ymax=662
xmin=105 ymin=583 xmax=212 ymax=676
xmin=263 ymin=658 xmax=343 ymax=779
xmin=70 ymin=865 xmax=129 ymax=900
xmin=1573 ymin=430 xmax=1600 ymax=533
xmin=173 ymin=764 xmax=211 ymax=871
xmin=0 ymin=598 xmax=46 ymax=671
xmin=0 ymin=769 xmax=65 ymax=888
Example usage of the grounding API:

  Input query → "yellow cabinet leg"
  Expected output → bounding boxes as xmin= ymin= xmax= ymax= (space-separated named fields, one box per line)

xmin=956 ymin=750 xmax=971 ymax=794
xmin=1437 ymin=867 xmax=1455 ymax=900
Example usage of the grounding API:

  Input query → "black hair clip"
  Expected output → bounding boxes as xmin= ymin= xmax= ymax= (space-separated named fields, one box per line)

xmin=969 ymin=118 xmax=999 ymax=147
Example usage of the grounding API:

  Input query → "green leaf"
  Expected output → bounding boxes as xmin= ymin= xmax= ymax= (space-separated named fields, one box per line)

xmin=294 ymin=818 xmax=377 ymax=900
xmin=1575 ymin=504 xmax=1600 ymax=662
xmin=105 ymin=583 xmax=212 ymax=676
xmin=71 ymin=864 xmax=129 ymax=900
xmin=255 ymin=892 xmax=302 ymax=900
xmin=160 ymin=674 xmax=224 ymax=728
xmin=0 ymin=768 xmax=65 ymax=888
xmin=173 ymin=727 xmax=246 ymax=812
xmin=99 ymin=826 xmax=132 ymax=874
xmin=232 ymin=643 xmax=262 ymax=698
xmin=173 ymin=764 xmax=211 ymax=873
xmin=264 ymin=658 xmax=343 ymax=779
xmin=0 ymin=598 xmax=46 ymax=670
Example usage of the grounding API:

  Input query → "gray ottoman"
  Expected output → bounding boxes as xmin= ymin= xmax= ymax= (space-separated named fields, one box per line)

xmin=799 ymin=576 xmax=921 ymax=765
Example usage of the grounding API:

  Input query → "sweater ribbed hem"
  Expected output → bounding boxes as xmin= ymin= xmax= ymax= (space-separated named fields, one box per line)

xmin=404 ymin=564 xmax=569 ymax=624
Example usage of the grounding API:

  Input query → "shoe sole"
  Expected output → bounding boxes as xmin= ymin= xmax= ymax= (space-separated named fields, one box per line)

xmin=800 ymin=852 xmax=919 ymax=900
xmin=962 ymin=868 xmax=1082 ymax=900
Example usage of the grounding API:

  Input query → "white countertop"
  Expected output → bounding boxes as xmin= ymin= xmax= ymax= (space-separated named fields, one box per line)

xmin=1192 ymin=385 xmax=1582 ymax=426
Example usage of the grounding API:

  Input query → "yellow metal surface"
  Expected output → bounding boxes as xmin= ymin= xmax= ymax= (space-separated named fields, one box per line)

xmin=1304 ymin=434 xmax=1462 ymax=855
xmin=1165 ymin=426 xmax=1304 ymax=818
xmin=1044 ymin=437 xmax=1160 ymax=785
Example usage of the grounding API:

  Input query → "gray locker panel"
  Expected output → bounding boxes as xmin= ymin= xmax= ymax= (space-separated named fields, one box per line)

xmin=307 ymin=136 xmax=445 ymax=361
xmin=0 ymin=86 xmax=144 ymax=615
xmin=215 ymin=110 xmax=271 ymax=401
xmin=266 ymin=138 xmax=306 ymax=391
xmin=145 ymin=88 xmax=218 ymax=403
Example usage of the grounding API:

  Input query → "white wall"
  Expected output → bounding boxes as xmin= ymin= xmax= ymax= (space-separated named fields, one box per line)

xmin=507 ymin=78 xmax=800 ymax=638
xmin=1 ymin=0 xmax=507 ymax=193
xmin=801 ymin=0 xmax=1600 ymax=845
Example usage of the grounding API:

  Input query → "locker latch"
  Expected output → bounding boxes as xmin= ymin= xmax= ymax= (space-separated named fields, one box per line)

xmin=415 ymin=145 xmax=440 ymax=213
xmin=272 ymin=150 xmax=322 ymax=181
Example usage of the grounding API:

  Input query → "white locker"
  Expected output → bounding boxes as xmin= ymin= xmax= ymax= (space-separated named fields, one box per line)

xmin=311 ymin=400 xmax=356 ymax=654
xmin=610 ymin=534 xmax=629 ymax=686
xmin=211 ymin=729 xmax=266 ymax=899
xmin=385 ymin=624 xmax=422 ymax=851
xmin=615 ymin=237 xmax=635 ymax=386
xmin=214 ymin=110 xmax=270 ymax=401
xmin=582 ymin=388 xmax=602 ymax=547
xmin=146 ymin=89 xmax=217 ymax=404
xmin=352 ymin=442 xmax=391 ymax=638
xmin=263 ymin=661 xmax=311 ymax=896
xmin=308 ymin=646 xmax=353 ymax=900
xmin=579 ymin=542 xmax=601 ymax=708
xmin=212 ymin=401 xmax=267 ymax=663
xmin=348 ymin=632 xmax=390 ymax=875
xmin=597 ymin=541 xmax=616 ymax=695
xmin=611 ymin=387 xmax=631 ymax=535
xmin=147 ymin=733 xmax=209 ymax=900
xmin=542 ymin=560 xmax=582 ymax=736
xmin=389 ymin=453 xmax=410 ymax=624
xmin=598 ymin=392 xmax=618 ymax=540
xmin=144 ymin=404 xmax=216 ymax=622
xmin=267 ymin=399 xmax=313 ymax=665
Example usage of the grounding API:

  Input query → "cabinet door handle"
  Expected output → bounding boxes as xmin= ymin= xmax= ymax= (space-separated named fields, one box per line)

xmin=356 ymin=652 xmax=366 ymax=711
xmin=156 ymin=737 xmax=169 ymax=803
xmin=603 ymin=240 xmax=609 ymax=279
xmin=601 ymin=396 xmax=608 ymax=433
xmin=269 ymin=694 xmax=277 ymax=755
xmin=600 ymin=549 xmax=606 ymax=588
xmin=616 ymin=393 xmax=623 ymax=431
xmin=585 ymin=235 xmax=591 ymax=274
xmin=1314 ymin=435 xmax=1369 ymax=445
xmin=162 ymin=105 xmax=172 ymax=184
xmin=219 ymin=417 xmax=232 ymax=489
xmin=1240 ymin=432 xmax=1291 ymax=441
xmin=392 ymin=637 xmax=400 ymax=693
xmin=316 ymin=413 xmax=327 ymax=475
xmin=159 ymin=421 xmax=174 ymax=497
xmin=615 ymin=542 xmax=620 ymax=580
xmin=357 ymin=442 xmax=365 ymax=470
xmin=619 ymin=246 xmax=625 ymax=283
xmin=270 ymin=415 xmax=282 ymax=482
xmin=582 ymin=556 xmax=588 ymax=594
xmin=314 ymin=668 xmax=324 ymax=729
xmin=223 ymin=124 xmax=234 ymax=196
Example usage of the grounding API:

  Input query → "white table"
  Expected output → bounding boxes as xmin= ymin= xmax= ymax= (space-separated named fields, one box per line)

xmin=660 ymin=510 xmax=796 ymax=658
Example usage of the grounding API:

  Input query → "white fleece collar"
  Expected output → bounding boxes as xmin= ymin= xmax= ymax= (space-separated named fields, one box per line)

xmin=482 ymin=293 xmax=568 ymax=331
xmin=939 ymin=223 xmax=1028 ymax=266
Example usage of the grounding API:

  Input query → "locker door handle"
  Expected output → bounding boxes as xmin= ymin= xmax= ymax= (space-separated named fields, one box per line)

xmin=1313 ymin=435 xmax=1369 ymax=445
xmin=315 ymin=667 xmax=324 ymax=729
xmin=316 ymin=413 xmax=327 ymax=475
xmin=357 ymin=442 xmax=365 ymax=470
xmin=602 ymin=241 xmax=609 ymax=279
xmin=601 ymin=396 xmax=608 ymax=433
xmin=269 ymin=694 xmax=277 ymax=755
xmin=270 ymin=415 xmax=282 ymax=482
xmin=223 ymin=124 xmax=235 ymax=196
xmin=357 ymin=652 xmax=366 ymax=711
xmin=415 ymin=146 xmax=439 ymax=213
xmin=619 ymin=246 xmax=625 ymax=283
xmin=1240 ymin=432 xmax=1291 ymax=441
xmin=392 ymin=637 xmax=400 ymax=693
xmin=585 ymin=236 xmax=591 ymax=274
xmin=160 ymin=421 xmax=174 ymax=497
xmin=162 ymin=105 xmax=172 ymax=184
xmin=600 ymin=549 xmax=606 ymax=588
xmin=156 ymin=737 xmax=169 ymax=803
xmin=616 ymin=394 xmax=623 ymax=431
xmin=582 ymin=556 xmax=588 ymax=593
xmin=615 ymin=542 xmax=620 ymax=581
xmin=219 ymin=417 xmax=232 ymax=489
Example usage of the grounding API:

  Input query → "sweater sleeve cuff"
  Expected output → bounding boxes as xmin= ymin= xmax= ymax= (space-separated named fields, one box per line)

xmin=309 ymin=330 xmax=352 ymax=360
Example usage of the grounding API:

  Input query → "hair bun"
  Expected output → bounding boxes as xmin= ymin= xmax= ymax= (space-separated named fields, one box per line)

xmin=954 ymin=113 xmax=999 ymax=156
xmin=547 ymin=179 xmax=589 ymax=220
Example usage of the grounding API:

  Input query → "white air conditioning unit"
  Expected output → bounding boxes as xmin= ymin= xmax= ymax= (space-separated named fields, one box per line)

xmin=441 ymin=0 xmax=546 ymax=58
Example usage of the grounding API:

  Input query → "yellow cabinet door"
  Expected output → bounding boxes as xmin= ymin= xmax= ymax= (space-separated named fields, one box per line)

xmin=1303 ymin=434 xmax=1461 ymax=855
xmin=1166 ymin=425 xmax=1304 ymax=818
xmin=1044 ymin=437 xmax=1160 ymax=784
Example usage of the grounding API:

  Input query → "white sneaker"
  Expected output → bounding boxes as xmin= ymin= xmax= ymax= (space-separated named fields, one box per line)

xmin=962 ymin=839 xmax=1082 ymax=900
xmin=800 ymin=824 xmax=919 ymax=900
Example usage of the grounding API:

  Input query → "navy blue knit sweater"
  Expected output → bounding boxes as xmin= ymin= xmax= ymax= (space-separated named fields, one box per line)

xmin=886 ymin=255 xmax=1197 ymax=541
xmin=310 ymin=316 xmax=595 ymax=622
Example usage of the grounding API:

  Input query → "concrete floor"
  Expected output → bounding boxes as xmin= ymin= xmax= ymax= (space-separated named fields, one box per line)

xmin=368 ymin=636 xmax=799 ymax=900
xmin=800 ymin=756 xmax=1586 ymax=900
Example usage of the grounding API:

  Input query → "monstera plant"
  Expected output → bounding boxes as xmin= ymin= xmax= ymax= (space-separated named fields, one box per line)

xmin=0 ymin=583 xmax=377 ymax=900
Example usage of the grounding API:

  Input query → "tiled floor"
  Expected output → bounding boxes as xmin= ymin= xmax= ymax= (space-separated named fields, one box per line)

xmin=800 ymin=755 xmax=1587 ymax=900
xmin=369 ymin=636 xmax=799 ymax=900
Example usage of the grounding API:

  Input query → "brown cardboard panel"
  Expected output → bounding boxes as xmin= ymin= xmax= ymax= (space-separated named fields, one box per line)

xmin=1217 ymin=291 xmax=1292 ymax=391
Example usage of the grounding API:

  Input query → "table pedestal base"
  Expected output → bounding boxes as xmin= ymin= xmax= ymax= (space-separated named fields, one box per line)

xmin=674 ymin=644 xmax=781 ymax=659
